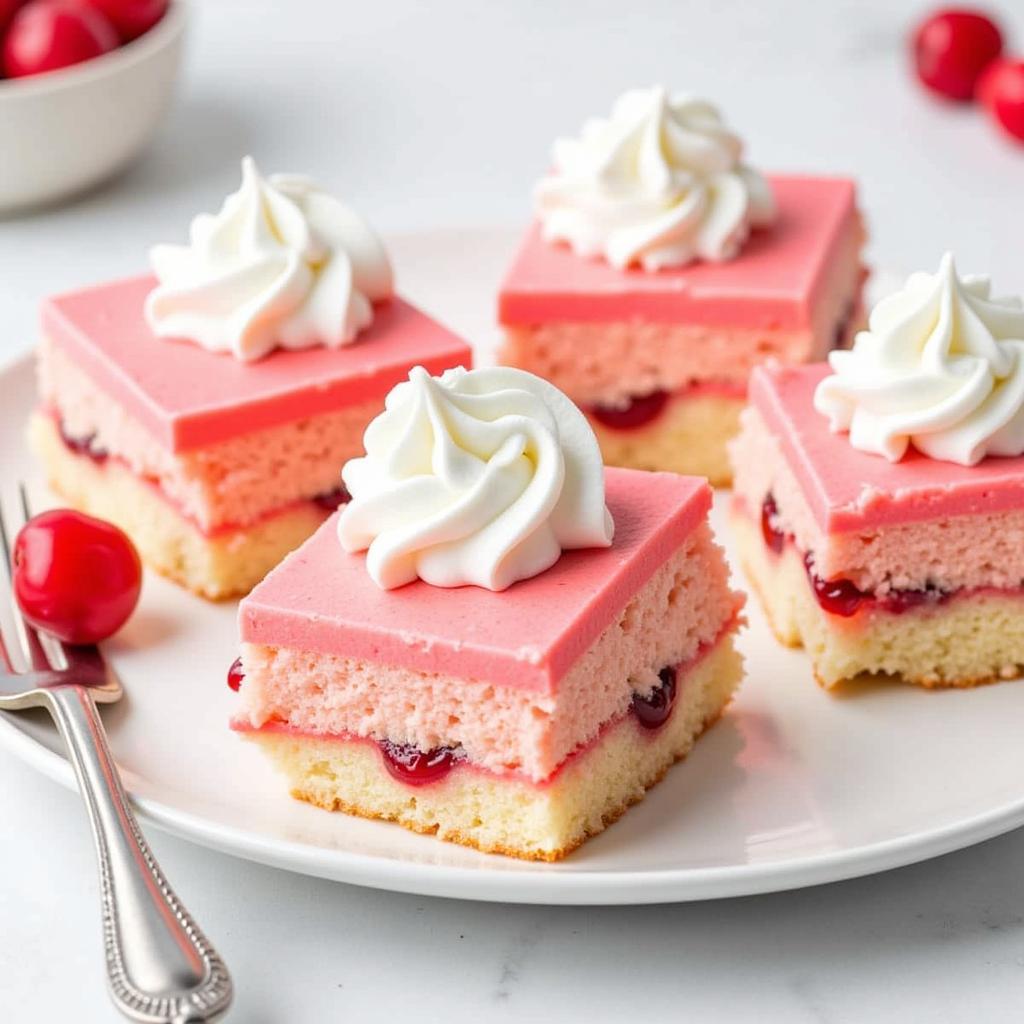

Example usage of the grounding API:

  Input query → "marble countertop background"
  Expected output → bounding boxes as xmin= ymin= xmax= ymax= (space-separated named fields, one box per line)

xmin=2 ymin=1 xmax=1023 ymax=1020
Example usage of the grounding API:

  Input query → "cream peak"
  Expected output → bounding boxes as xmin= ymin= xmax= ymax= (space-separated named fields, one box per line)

xmin=337 ymin=365 xmax=614 ymax=591
xmin=145 ymin=157 xmax=394 ymax=362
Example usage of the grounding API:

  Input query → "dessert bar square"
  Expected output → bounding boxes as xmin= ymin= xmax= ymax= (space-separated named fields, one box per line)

xmin=499 ymin=171 xmax=865 ymax=485
xmin=32 ymin=277 xmax=470 ymax=598
xmin=234 ymin=468 xmax=743 ymax=860
xmin=731 ymin=363 xmax=1024 ymax=688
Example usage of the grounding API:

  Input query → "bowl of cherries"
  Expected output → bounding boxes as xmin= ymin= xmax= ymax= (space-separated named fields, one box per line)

xmin=0 ymin=0 xmax=185 ymax=212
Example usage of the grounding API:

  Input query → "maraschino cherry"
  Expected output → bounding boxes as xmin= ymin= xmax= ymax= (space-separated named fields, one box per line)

xmin=760 ymin=494 xmax=787 ymax=555
xmin=59 ymin=420 xmax=108 ymax=465
xmin=313 ymin=485 xmax=351 ymax=512
xmin=631 ymin=666 xmax=678 ymax=730
xmin=67 ymin=0 xmax=166 ymax=42
xmin=912 ymin=8 xmax=1003 ymax=101
xmin=590 ymin=390 xmax=669 ymax=431
xmin=0 ymin=0 xmax=27 ymax=37
xmin=13 ymin=509 xmax=142 ymax=644
xmin=979 ymin=58 xmax=1024 ymax=143
xmin=379 ymin=740 xmax=461 ymax=785
xmin=227 ymin=657 xmax=244 ymax=692
xmin=2 ymin=0 xmax=118 ymax=78
xmin=803 ymin=556 xmax=864 ymax=618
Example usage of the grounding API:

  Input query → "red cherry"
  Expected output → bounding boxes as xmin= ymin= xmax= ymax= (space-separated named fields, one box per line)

xmin=589 ymin=389 xmax=669 ymax=431
xmin=2 ymin=1 xmax=118 ymax=79
xmin=379 ymin=740 xmax=462 ymax=786
xmin=912 ymin=9 xmax=1003 ymax=102
xmin=227 ymin=657 xmax=244 ymax=692
xmin=979 ymin=58 xmax=1024 ymax=143
xmin=312 ymin=485 xmax=351 ymax=512
xmin=65 ymin=0 xmax=167 ymax=43
xmin=802 ymin=553 xmax=953 ymax=618
xmin=0 ymin=0 xmax=28 ymax=39
xmin=760 ymin=493 xmax=787 ymax=555
xmin=58 ymin=418 xmax=108 ymax=465
xmin=13 ymin=509 xmax=142 ymax=645
xmin=631 ymin=666 xmax=678 ymax=730
xmin=803 ymin=553 xmax=864 ymax=617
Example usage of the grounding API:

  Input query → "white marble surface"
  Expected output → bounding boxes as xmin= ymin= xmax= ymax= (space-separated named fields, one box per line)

xmin=2 ymin=0 xmax=1024 ymax=1020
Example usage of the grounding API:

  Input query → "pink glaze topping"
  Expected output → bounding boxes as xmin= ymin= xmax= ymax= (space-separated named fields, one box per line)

xmin=751 ymin=363 xmax=1024 ymax=533
xmin=42 ymin=276 xmax=472 ymax=453
xmin=498 ymin=176 xmax=858 ymax=329
xmin=239 ymin=467 xmax=711 ymax=694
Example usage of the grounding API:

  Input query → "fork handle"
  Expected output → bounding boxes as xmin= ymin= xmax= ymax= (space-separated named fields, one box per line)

xmin=47 ymin=686 xmax=232 ymax=1023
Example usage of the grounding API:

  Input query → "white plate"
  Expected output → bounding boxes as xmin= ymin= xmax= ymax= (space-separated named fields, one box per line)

xmin=2 ymin=230 xmax=1023 ymax=906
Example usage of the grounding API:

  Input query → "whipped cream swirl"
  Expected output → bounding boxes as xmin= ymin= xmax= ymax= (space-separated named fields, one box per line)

xmin=534 ymin=86 xmax=776 ymax=271
xmin=815 ymin=253 xmax=1024 ymax=465
xmin=145 ymin=157 xmax=394 ymax=361
xmin=337 ymin=366 xmax=615 ymax=591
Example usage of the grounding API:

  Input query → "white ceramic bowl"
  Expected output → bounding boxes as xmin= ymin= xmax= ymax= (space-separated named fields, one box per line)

xmin=0 ymin=2 xmax=186 ymax=213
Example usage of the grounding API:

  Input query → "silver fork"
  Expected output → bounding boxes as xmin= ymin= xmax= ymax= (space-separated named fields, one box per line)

xmin=0 ymin=484 xmax=232 ymax=1024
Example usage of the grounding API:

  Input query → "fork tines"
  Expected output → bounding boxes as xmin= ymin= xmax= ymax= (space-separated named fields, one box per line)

xmin=0 ymin=482 xmax=63 ymax=676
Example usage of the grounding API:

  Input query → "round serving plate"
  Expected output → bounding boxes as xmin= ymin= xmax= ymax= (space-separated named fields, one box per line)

xmin=1 ymin=229 xmax=1022 ymax=906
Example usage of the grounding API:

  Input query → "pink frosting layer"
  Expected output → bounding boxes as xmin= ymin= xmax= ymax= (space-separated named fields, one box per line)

xmin=42 ymin=276 xmax=472 ymax=453
xmin=750 ymin=363 xmax=1024 ymax=533
xmin=498 ymin=176 xmax=859 ymax=330
xmin=239 ymin=468 xmax=712 ymax=694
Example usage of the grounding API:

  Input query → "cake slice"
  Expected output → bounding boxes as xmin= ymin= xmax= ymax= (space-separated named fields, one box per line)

xmin=498 ymin=87 xmax=866 ymax=485
xmin=232 ymin=366 xmax=743 ymax=860
xmin=30 ymin=160 xmax=471 ymax=598
xmin=730 ymin=255 xmax=1024 ymax=688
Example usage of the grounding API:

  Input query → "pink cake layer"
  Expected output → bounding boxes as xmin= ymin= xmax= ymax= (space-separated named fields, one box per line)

xmin=232 ymin=619 xmax=736 ymax=786
xmin=38 ymin=338 xmax=372 ymax=531
xmin=240 ymin=468 xmax=716 ymax=694
xmin=750 ymin=364 xmax=1024 ymax=532
xmin=502 ymin=323 xmax=820 ymax=407
xmin=42 ymin=275 xmax=472 ymax=452
xmin=237 ymin=523 xmax=740 ymax=779
xmin=499 ymin=176 xmax=860 ymax=331
xmin=733 ymin=372 xmax=1024 ymax=592
xmin=40 ymin=406 xmax=341 ymax=535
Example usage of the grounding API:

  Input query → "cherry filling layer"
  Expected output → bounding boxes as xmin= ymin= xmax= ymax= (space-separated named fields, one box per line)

xmin=587 ymin=299 xmax=857 ymax=435
xmin=59 ymin=419 xmax=108 ymax=465
xmin=56 ymin=412 xmax=350 ymax=525
xmin=631 ymin=665 xmax=678 ymax=730
xmin=353 ymin=662 xmax=683 ymax=790
xmin=803 ymin=554 xmax=951 ymax=617
xmin=587 ymin=381 xmax=747 ymax=432
xmin=759 ymin=494 xmax=953 ymax=618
